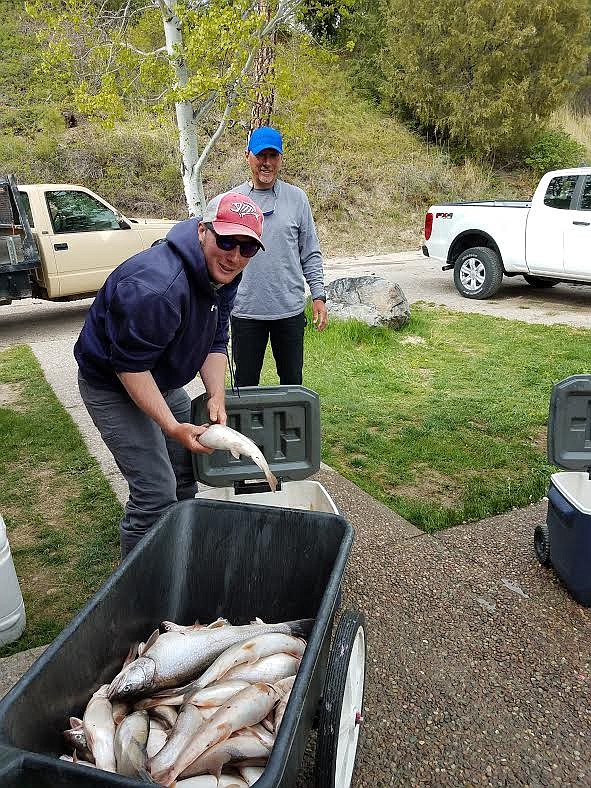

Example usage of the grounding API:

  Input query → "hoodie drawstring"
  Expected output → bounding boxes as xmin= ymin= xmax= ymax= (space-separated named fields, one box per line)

xmin=226 ymin=336 xmax=240 ymax=399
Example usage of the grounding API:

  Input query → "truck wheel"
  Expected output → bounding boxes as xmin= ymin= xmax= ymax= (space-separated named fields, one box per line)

xmin=523 ymin=275 xmax=558 ymax=288
xmin=453 ymin=247 xmax=504 ymax=299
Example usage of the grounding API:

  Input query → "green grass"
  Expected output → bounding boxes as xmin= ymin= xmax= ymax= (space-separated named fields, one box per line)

xmin=260 ymin=304 xmax=589 ymax=532
xmin=3 ymin=306 xmax=590 ymax=654
xmin=0 ymin=346 xmax=121 ymax=658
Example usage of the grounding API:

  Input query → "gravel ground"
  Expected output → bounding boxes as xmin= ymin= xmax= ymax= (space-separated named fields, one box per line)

xmin=3 ymin=476 xmax=590 ymax=787
xmin=1 ymin=253 xmax=591 ymax=786
xmin=325 ymin=251 xmax=591 ymax=330
xmin=307 ymin=469 xmax=591 ymax=787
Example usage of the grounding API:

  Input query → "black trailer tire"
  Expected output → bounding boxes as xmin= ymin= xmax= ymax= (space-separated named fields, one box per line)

xmin=453 ymin=246 xmax=504 ymax=299
xmin=524 ymin=275 xmax=559 ymax=288
xmin=315 ymin=610 xmax=366 ymax=788
xmin=534 ymin=523 xmax=551 ymax=566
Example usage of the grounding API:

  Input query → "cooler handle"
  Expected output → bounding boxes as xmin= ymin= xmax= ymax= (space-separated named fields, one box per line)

xmin=548 ymin=485 xmax=576 ymax=527
xmin=234 ymin=478 xmax=282 ymax=495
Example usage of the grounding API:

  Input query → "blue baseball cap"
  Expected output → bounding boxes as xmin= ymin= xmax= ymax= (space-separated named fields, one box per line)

xmin=247 ymin=127 xmax=283 ymax=155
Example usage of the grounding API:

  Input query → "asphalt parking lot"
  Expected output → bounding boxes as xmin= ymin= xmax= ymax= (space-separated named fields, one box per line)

xmin=325 ymin=251 xmax=591 ymax=330
xmin=2 ymin=250 xmax=591 ymax=353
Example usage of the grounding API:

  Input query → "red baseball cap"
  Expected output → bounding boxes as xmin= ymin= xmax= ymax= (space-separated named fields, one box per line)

xmin=202 ymin=192 xmax=265 ymax=250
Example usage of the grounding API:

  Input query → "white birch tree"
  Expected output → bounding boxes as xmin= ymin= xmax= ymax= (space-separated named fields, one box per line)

xmin=27 ymin=0 xmax=303 ymax=215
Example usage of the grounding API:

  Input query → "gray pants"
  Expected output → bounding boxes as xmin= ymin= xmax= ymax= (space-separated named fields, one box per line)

xmin=78 ymin=372 xmax=197 ymax=558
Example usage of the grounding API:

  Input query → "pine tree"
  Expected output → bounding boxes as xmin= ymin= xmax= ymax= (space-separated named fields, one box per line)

xmin=379 ymin=0 xmax=590 ymax=158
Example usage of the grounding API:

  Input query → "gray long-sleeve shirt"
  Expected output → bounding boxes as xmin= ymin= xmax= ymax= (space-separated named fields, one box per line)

xmin=231 ymin=179 xmax=326 ymax=320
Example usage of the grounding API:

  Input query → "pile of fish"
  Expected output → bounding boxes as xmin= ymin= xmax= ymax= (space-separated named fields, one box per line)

xmin=59 ymin=615 xmax=312 ymax=786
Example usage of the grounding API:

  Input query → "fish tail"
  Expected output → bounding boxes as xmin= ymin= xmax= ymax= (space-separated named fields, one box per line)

xmin=251 ymin=454 xmax=278 ymax=492
xmin=287 ymin=618 xmax=315 ymax=638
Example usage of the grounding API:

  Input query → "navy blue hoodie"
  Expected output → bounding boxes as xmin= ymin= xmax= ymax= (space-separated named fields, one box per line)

xmin=74 ymin=218 xmax=239 ymax=392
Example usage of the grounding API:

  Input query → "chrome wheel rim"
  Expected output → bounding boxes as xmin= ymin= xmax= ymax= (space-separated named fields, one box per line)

xmin=459 ymin=257 xmax=486 ymax=292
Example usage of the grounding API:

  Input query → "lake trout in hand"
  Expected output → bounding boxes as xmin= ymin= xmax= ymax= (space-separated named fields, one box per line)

xmin=198 ymin=424 xmax=277 ymax=491
xmin=107 ymin=619 xmax=312 ymax=700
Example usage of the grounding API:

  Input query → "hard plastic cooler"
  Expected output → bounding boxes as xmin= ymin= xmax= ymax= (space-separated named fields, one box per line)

xmin=539 ymin=374 xmax=591 ymax=605
xmin=192 ymin=385 xmax=339 ymax=514
xmin=546 ymin=473 xmax=591 ymax=605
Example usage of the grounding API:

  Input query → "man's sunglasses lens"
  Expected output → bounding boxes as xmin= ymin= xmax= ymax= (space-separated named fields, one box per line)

xmin=213 ymin=231 xmax=259 ymax=258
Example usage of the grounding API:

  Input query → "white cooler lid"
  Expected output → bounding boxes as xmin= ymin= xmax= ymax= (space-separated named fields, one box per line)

xmin=551 ymin=471 xmax=591 ymax=515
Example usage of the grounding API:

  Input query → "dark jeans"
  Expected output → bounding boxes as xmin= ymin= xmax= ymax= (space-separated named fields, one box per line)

xmin=78 ymin=372 xmax=197 ymax=559
xmin=231 ymin=312 xmax=306 ymax=387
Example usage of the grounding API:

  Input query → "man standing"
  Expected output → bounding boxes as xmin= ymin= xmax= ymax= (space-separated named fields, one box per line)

xmin=231 ymin=126 xmax=328 ymax=387
xmin=74 ymin=192 xmax=265 ymax=557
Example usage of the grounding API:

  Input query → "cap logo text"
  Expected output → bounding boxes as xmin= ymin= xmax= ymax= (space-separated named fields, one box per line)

xmin=230 ymin=201 xmax=259 ymax=219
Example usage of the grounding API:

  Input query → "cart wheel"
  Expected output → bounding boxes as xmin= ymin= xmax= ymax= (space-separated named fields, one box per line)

xmin=534 ymin=523 xmax=551 ymax=566
xmin=315 ymin=610 xmax=366 ymax=788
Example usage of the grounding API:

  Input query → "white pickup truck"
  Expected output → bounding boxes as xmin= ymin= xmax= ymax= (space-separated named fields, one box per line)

xmin=0 ymin=175 xmax=177 ymax=305
xmin=423 ymin=167 xmax=591 ymax=299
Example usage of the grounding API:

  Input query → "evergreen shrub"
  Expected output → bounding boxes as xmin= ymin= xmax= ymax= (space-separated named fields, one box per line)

xmin=524 ymin=130 xmax=587 ymax=175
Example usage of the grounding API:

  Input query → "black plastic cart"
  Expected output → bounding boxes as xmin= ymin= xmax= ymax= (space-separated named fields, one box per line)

xmin=0 ymin=387 xmax=366 ymax=787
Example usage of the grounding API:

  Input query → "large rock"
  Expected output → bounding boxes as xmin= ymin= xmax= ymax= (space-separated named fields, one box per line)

xmin=326 ymin=275 xmax=410 ymax=329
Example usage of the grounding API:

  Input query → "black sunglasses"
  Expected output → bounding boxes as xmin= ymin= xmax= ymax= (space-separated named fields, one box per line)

xmin=205 ymin=223 xmax=260 ymax=258
xmin=262 ymin=195 xmax=277 ymax=217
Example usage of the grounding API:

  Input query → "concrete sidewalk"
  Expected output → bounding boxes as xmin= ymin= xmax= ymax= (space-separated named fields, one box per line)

xmin=2 ymin=340 xmax=591 ymax=785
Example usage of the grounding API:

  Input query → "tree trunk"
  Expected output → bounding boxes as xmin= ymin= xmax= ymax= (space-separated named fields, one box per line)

xmin=161 ymin=0 xmax=206 ymax=216
xmin=250 ymin=0 xmax=277 ymax=131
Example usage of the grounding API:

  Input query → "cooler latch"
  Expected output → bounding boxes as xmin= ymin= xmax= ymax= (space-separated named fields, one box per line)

xmin=233 ymin=478 xmax=283 ymax=495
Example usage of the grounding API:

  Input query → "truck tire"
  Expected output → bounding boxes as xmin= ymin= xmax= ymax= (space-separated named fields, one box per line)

xmin=523 ymin=275 xmax=558 ymax=288
xmin=453 ymin=247 xmax=504 ymax=299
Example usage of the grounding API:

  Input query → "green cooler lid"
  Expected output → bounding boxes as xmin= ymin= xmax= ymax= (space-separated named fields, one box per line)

xmin=191 ymin=385 xmax=321 ymax=487
xmin=547 ymin=374 xmax=591 ymax=470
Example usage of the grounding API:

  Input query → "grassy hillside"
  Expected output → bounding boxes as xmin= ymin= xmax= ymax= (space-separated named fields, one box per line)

xmin=551 ymin=107 xmax=591 ymax=163
xmin=0 ymin=9 xmax=556 ymax=256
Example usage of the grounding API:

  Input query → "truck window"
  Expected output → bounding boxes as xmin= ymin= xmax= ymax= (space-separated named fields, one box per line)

xmin=18 ymin=191 xmax=34 ymax=228
xmin=543 ymin=175 xmax=578 ymax=210
xmin=579 ymin=176 xmax=591 ymax=211
xmin=45 ymin=190 xmax=121 ymax=234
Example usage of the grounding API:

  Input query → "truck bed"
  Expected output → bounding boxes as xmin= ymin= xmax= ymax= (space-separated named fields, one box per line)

xmin=0 ymin=176 xmax=41 ymax=303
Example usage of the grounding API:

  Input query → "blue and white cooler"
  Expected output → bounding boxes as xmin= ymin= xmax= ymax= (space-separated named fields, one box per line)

xmin=535 ymin=374 xmax=591 ymax=605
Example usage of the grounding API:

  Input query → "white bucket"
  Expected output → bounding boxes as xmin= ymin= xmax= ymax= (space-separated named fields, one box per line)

xmin=0 ymin=514 xmax=26 ymax=647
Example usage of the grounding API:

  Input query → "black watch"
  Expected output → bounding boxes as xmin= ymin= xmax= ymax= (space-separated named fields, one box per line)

xmin=314 ymin=294 xmax=327 ymax=303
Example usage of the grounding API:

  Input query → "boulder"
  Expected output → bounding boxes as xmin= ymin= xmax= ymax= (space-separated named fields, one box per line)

xmin=325 ymin=275 xmax=410 ymax=329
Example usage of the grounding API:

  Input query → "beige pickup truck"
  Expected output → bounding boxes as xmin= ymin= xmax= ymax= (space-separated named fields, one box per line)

xmin=0 ymin=175 xmax=177 ymax=305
